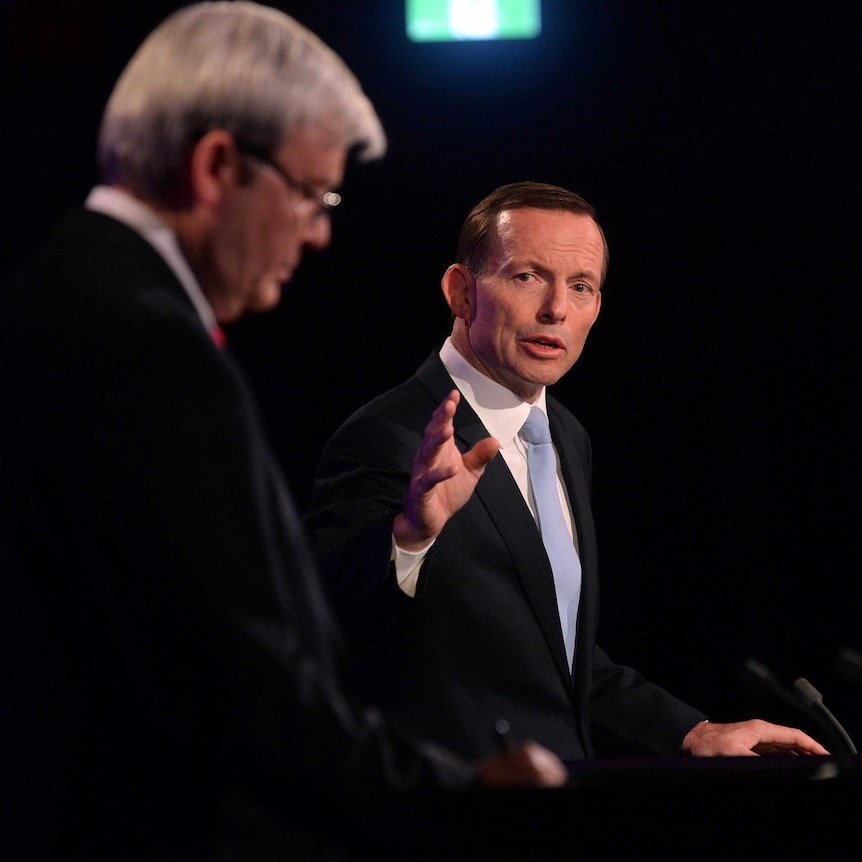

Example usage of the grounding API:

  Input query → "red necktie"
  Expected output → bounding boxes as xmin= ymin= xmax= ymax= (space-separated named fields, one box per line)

xmin=210 ymin=324 xmax=227 ymax=350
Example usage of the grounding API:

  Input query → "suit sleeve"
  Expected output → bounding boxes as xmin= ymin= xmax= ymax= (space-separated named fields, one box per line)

xmin=589 ymin=645 xmax=707 ymax=755
xmin=548 ymin=401 xmax=707 ymax=755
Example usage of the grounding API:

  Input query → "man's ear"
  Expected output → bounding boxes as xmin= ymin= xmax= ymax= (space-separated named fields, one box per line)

xmin=592 ymin=289 xmax=602 ymax=324
xmin=188 ymin=129 xmax=242 ymax=208
xmin=441 ymin=264 xmax=474 ymax=321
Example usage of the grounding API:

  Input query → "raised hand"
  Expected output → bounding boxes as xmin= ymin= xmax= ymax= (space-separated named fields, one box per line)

xmin=393 ymin=390 xmax=500 ymax=551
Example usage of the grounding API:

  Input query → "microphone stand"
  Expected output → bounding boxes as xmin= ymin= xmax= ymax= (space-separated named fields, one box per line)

xmin=741 ymin=658 xmax=857 ymax=781
xmin=792 ymin=677 xmax=858 ymax=758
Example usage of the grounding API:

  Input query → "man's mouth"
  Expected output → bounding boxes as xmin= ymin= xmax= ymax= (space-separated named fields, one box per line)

xmin=524 ymin=336 xmax=565 ymax=350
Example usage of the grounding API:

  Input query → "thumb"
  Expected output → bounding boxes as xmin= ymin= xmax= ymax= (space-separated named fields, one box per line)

xmin=463 ymin=436 xmax=501 ymax=472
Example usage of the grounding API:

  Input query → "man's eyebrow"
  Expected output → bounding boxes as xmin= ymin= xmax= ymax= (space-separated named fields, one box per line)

xmin=504 ymin=258 xmax=599 ymax=281
xmin=502 ymin=256 xmax=545 ymax=272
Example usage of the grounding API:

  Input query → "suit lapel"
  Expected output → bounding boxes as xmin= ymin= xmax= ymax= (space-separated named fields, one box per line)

xmin=474 ymin=461 xmax=574 ymax=684
xmin=416 ymin=352 xmax=574 ymax=686
xmin=548 ymin=400 xmax=597 ymax=695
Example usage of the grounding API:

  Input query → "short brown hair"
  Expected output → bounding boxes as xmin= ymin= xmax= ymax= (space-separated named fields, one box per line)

xmin=457 ymin=182 xmax=609 ymax=283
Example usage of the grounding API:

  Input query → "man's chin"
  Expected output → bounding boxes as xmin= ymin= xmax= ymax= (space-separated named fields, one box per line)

xmin=518 ymin=364 xmax=571 ymax=390
xmin=247 ymin=281 xmax=284 ymax=314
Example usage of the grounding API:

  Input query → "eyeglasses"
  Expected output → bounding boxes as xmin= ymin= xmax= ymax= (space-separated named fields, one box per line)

xmin=235 ymin=142 xmax=341 ymax=215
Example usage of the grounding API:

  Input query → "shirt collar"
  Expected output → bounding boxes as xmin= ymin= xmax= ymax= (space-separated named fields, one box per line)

xmin=85 ymin=185 xmax=217 ymax=334
xmin=439 ymin=336 xmax=548 ymax=447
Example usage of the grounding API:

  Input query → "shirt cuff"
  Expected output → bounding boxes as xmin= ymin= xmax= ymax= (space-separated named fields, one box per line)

xmin=391 ymin=534 xmax=435 ymax=597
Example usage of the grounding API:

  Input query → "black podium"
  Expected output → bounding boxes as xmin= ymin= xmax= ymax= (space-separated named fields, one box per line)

xmin=446 ymin=756 xmax=862 ymax=861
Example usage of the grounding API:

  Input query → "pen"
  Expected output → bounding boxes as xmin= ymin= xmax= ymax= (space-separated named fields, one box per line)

xmin=494 ymin=718 xmax=511 ymax=754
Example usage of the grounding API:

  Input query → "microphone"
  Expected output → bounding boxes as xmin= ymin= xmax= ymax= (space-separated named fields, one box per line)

xmin=792 ymin=677 xmax=858 ymax=756
xmin=740 ymin=657 xmax=799 ymax=709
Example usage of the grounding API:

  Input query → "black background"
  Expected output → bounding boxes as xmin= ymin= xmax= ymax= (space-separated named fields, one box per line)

xmin=3 ymin=1 xmax=861 ymax=745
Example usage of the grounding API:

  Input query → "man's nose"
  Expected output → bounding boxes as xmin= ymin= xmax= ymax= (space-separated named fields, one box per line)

xmin=302 ymin=212 xmax=332 ymax=250
xmin=539 ymin=282 xmax=568 ymax=321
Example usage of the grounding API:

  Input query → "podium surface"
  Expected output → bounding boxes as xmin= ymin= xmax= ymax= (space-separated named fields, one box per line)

xmin=447 ymin=755 xmax=862 ymax=860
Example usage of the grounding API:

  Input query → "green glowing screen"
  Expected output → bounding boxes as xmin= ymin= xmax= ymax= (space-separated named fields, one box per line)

xmin=406 ymin=0 xmax=541 ymax=42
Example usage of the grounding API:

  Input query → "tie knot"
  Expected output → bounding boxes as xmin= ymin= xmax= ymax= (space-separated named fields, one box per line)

xmin=519 ymin=407 xmax=552 ymax=446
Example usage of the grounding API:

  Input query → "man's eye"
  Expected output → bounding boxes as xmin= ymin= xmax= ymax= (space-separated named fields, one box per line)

xmin=515 ymin=272 xmax=536 ymax=283
xmin=571 ymin=282 xmax=591 ymax=293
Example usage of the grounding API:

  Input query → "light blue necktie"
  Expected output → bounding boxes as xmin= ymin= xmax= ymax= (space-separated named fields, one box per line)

xmin=520 ymin=407 xmax=581 ymax=670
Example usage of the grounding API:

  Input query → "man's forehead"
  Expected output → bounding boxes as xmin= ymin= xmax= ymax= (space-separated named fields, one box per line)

xmin=490 ymin=207 xmax=603 ymax=266
xmin=495 ymin=206 xmax=596 ymax=234
xmin=277 ymin=125 xmax=348 ymax=186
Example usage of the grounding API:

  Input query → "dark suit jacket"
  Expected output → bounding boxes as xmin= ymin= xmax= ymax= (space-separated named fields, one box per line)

xmin=304 ymin=352 xmax=706 ymax=762
xmin=0 ymin=210 xmax=473 ymax=861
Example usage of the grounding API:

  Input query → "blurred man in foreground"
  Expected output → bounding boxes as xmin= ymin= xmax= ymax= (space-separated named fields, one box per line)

xmin=0 ymin=6 xmax=566 ymax=860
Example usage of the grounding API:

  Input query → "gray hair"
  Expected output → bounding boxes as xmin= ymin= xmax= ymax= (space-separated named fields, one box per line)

xmin=98 ymin=1 xmax=386 ymax=203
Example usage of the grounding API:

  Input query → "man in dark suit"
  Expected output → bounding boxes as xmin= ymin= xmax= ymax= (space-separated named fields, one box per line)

xmin=0 ymin=7 xmax=567 ymax=860
xmin=304 ymin=181 xmax=827 ymax=763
